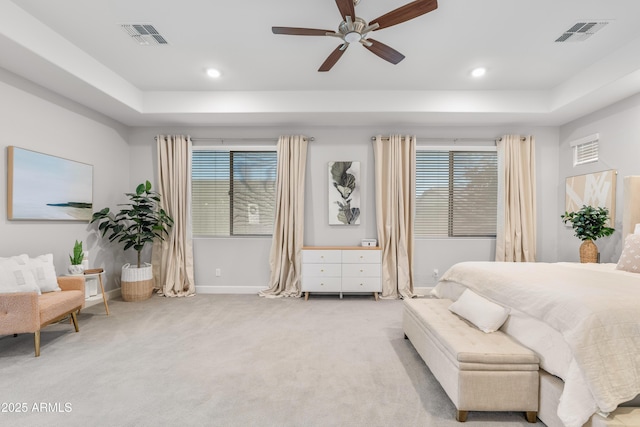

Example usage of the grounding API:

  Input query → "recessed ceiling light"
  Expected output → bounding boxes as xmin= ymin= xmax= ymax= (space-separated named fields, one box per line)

xmin=206 ymin=68 xmax=221 ymax=78
xmin=471 ymin=67 xmax=486 ymax=78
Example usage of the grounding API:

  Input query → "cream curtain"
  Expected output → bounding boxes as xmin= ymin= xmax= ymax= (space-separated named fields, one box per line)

xmin=152 ymin=135 xmax=196 ymax=297
xmin=495 ymin=135 xmax=537 ymax=262
xmin=259 ymin=135 xmax=308 ymax=298
xmin=373 ymin=135 xmax=416 ymax=299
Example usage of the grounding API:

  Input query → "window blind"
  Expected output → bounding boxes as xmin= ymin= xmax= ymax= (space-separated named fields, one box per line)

xmin=415 ymin=150 xmax=497 ymax=237
xmin=570 ymin=133 xmax=599 ymax=166
xmin=192 ymin=149 xmax=277 ymax=236
xmin=574 ymin=140 xmax=599 ymax=165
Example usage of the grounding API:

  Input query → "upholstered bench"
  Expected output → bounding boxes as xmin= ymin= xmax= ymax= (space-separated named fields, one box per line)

xmin=403 ymin=298 xmax=539 ymax=423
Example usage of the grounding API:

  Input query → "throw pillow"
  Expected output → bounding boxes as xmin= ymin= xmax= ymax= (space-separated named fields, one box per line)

xmin=0 ymin=257 xmax=41 ymax=294
xmin=448 ymin=289 xmax=510 ymax=333
xmin=616 ymin=234 xmax=640 ymax=273
xmin=27 ymin=253 xmax=61 ymax=292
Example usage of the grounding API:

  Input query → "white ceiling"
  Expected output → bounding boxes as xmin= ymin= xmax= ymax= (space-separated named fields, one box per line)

xmin=1 ymin=0 xmax=640 ymax=127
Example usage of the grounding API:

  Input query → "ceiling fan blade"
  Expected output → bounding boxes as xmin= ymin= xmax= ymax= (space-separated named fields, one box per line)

xmin=318 ymin=44 xmax=348 ymax=72
xmin=335 ymin=0 xmax=356 ymax=21
xmin=364 ymin=39 xmax=405 ymax=64
xmin=272 ymin=27 xmax=334 ymax=36
xmin=369 ymin=0 xmax=438 ymax=31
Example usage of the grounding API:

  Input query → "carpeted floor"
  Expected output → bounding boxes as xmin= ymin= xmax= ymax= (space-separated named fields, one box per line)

xmin=0 ymin=294 xmax=545 ymax=427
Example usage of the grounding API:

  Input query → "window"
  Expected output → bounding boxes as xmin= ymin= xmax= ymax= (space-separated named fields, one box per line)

xmin=415 ymin=149 xmax=497 ymax=237
xmin=570 ymin=133 xmax=599 ymax=166
xmin=192 ymin=149 xmax=277 ymax=236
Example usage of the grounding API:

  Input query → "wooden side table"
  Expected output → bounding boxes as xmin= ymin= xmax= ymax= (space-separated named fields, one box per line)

xmin=84 ymin=268 xmax=109 ymax=315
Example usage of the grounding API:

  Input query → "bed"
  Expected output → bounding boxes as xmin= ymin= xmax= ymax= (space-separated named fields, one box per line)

xmin=431 ymin=260 xmax=640 ymax=427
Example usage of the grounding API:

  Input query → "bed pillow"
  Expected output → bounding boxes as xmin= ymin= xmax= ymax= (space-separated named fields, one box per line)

xmin=27 ymin=253 xmax=61 ymax=292
xmin=448 ymin=289 xmax=510 ymax=333
xmin=616 ymin=234 xmax=640 ymax=273
xmin=0 ymin=257 xmax=41 ymax=294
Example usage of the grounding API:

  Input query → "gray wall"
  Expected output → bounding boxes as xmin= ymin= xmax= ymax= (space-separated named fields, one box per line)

xmin=0 ymin=66 xmax=569 ymax=295
xmin=0 ymin=69 xmax=131 ymax=292
xmin=129 ymin=125 xmax=560 ymax=292
xmin=558 ymin=92 xmax=640 ymax=263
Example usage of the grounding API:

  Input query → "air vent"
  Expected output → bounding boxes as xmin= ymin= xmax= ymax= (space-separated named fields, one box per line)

xmin=555 ymin=21 xmax=609 ymax=43
xmin=120 ymin=24 xmax=168 ymax=45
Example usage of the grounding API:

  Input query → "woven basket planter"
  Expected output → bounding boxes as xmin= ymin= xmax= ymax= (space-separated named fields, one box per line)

xmin=579 ymin=240 xmax=598 ymax=263
xmin=121 ymin=263 xmax=154 ymax=302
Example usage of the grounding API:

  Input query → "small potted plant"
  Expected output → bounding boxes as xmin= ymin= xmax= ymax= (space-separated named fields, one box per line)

xmin=91 ymin=181 xmax=173 ymax=301
xmin=561 ymin=205 xmax=614 ymax=263
xmin=68 ymin=240 xmax=84 ymax=275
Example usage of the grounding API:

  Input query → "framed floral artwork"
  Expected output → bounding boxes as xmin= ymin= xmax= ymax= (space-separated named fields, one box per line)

xmin=328 ymin=161 xmax=360 ymax=225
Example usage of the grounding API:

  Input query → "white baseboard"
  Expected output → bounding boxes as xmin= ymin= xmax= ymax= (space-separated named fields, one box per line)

xmin=414 ymin=286 xmax=434 ymax=296
xmin=86 ymin=285 xmax=434 ymax=296
xmin=84 ymin=287 xmax=121 ymax=308
xmin=195 ymin=285 xmax=266 ymax=295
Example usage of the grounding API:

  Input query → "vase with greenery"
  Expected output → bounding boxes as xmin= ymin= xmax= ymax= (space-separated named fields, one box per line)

xmin=561 ymin=205 xmax=614 ymax=263
xmin=68 ymin=240 xmax=84 ymax=275
xmin=91 ymin=181 xmax=173 ymax=300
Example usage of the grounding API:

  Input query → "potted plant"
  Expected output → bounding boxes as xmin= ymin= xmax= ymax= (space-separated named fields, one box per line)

xmin=91 ymin=181 xmax=173 ymax=301
xmin=561 ymin=205 xmax=614 ymax=263
xmin=68 ymin=240 xmax=84 ymax=275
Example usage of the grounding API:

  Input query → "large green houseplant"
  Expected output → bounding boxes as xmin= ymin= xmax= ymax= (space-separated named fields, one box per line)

xmin=561 ymin=205 xmax=614 ymax=263
xmin=91 ymin=181 xmax=173 ymax=301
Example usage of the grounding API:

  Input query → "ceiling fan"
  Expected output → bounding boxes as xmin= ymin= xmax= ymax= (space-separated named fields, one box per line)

xmin=272 ymin=0 xmax=438 ymax=72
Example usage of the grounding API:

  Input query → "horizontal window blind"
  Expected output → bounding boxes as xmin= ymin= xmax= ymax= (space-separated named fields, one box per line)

xmin=415 ymin=150 xmax=497 ymax=237
xmin=192 ymin=149 xmax=277 ymax=236
xmin=574 ymin=140 xmax=598 ymax=165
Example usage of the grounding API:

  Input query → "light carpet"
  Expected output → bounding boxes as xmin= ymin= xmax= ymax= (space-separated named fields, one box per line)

xmin=0 ymin=294 xmax=545 ymax=427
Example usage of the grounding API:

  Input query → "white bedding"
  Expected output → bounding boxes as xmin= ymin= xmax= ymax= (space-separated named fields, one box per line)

xmin=434 ymin=262 xmax=640 ymax=427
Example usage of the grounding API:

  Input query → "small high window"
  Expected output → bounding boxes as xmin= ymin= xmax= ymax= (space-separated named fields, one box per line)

xmin=571 ymin=134 xmax=599 ymax=166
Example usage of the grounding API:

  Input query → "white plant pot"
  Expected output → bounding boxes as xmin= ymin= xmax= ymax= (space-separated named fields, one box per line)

xmin=68 ymin=264 xmax=85 ymax=275
xmin=121 ymin=263 xmax=154 ymax=302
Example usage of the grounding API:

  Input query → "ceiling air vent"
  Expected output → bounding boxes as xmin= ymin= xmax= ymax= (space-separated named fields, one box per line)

xmin=120 ymin=24 xmax=168 ymax=45
xmin=555 ymin=21 xmax=609 ymax=43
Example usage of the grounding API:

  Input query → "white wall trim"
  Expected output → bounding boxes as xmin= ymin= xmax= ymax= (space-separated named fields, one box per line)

xmin=84 ymin=287 xmax=121 ymax=309
xmin=569 ymin=133 xmax=599 ymax=147
xmin=414 ymin=286 xmax=434 ymax=296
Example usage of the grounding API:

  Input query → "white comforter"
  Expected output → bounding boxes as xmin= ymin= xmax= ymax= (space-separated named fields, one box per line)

xmin=438 ymin=262 xmax=640 ymax=427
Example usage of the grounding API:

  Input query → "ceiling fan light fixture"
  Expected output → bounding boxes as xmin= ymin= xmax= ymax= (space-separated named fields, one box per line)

xmin=344 ymin=32 xmax=361 ymax=43
xmin=206 ymin=68 xmax=221 ymax=78
xmin=471 ymin=67 xmax=486 ymax=78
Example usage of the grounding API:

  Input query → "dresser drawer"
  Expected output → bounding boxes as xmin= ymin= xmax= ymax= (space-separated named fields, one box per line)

xmin=341 ymin=277 xmax=381 ymax=292
xmin=342 ymin=250 xmax=381 ymax=264
xmin=302 ymin=250 xmax=342 ymax=264
xmin=302 ymin=277 xmax=342 ymax=292
xmin=342 ymin=263 xmax=381 ymax=278
xmin=302 ymin=263 xmax=341 ymax=277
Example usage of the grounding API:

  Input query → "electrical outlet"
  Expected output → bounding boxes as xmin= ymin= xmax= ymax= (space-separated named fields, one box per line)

xmin=432 ymin=269 xmax=439 ymax=278
xmin=215 ymin=268 xmax=221 ymax=277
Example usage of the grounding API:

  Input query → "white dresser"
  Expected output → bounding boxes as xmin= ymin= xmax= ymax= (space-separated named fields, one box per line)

xmin=301 ymin=246 xmax=382 ymax=300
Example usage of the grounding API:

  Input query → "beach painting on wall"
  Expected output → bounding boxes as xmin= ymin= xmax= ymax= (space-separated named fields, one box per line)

xmin=328 ymin=161 xmax=360 ymax=225
xmin=7 ymin=146 xmax=93 ymax=221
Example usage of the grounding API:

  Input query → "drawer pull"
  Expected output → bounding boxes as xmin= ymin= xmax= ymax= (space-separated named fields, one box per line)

xmin=360 ymin=256 xmax=364 ymax=259
xmin=320 ymin=269 xmax=324 ymax=272
xmin=360 ymin=269 xmax=364 ymax=273
xmin=360 ymin=283 xmax=363 ymax=286
xmin=320 ymin=283 xmax=324 ymax=286
xmin=320 ymin=255 xmax=324 ymax=259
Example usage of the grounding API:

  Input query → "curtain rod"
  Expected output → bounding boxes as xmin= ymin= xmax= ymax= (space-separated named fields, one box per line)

xmin=371 ymin=136 xmax=498 ymax=143
xmin=155 ymin=136 xmax=314 ymax=142
xmin=371 ymin=136 xmax=526 ymax=142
